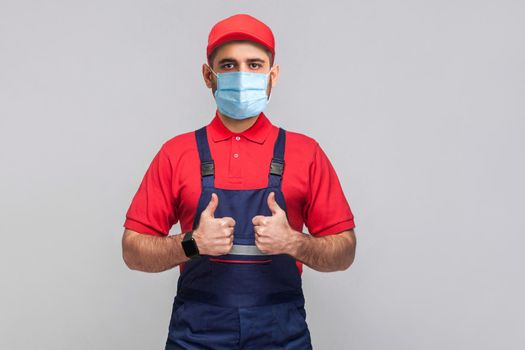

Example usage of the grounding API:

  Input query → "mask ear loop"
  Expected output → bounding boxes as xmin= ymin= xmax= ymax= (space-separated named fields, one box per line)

xmin=267 ymin=67 xmax=273 ymax=102
xmin=208 ymin=64 xmax=219 ymax=96
xmin=208 ymin=65 xmax=218 ymax=78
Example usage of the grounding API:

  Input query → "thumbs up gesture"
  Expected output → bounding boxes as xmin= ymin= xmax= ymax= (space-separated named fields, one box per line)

xmin=252 ymin=192 xmax=296 ymax=255
xmin=193 ymin=193 xmax=236 ymax=256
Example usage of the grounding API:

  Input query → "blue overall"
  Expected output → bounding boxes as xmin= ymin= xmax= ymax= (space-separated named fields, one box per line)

xmin=165 ymin=126 xmax=313 ymax=349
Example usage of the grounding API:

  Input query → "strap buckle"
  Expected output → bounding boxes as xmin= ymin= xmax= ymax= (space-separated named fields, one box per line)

xmin=200 ymin=160 xmax=215 ymax=177
xmin=269 ymin=158 xmax=284 ymax=176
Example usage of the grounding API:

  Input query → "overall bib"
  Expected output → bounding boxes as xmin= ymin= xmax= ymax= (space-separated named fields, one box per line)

xmin=165 ymin=126 xmax=313 ymax=349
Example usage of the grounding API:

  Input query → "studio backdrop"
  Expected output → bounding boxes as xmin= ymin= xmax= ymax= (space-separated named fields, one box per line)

xmin=1 ymin=1 xmax=524 ymax=349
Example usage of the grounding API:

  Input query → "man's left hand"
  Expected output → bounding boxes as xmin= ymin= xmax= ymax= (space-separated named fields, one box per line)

xmin=252 ymin=191 xmax=297 ymax=255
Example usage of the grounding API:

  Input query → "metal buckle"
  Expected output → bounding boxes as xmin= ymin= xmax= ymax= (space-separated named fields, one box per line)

xmin=200 ymin=160 xmax=214 ymax=177
xmin=269 ymin=158 xmax=284 ymax=176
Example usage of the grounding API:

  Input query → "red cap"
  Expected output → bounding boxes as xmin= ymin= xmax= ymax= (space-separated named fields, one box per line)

xmin=207 ymin=14 xmax=275 ymax=63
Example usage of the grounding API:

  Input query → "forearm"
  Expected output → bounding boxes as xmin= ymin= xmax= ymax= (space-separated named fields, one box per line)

xmin=289 ymin=229 xmax=355 ymax=272
xmin=122 ymin=230 xmax=190 ymax=273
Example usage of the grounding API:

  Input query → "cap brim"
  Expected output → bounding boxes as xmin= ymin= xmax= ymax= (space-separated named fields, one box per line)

xmin=207 ymin=31 xmax=274 ymax=58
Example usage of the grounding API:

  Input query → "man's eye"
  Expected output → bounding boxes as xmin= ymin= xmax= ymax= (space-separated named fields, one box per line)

xmin=221 ymin=63 xmax=234 ymax=69
xmin=250 ymin=63 xmax=262 ymax=69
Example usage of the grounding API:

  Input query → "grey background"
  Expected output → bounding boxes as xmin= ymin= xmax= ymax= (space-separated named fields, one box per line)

xmin=1 ymin=0 xmax=524 ymax=349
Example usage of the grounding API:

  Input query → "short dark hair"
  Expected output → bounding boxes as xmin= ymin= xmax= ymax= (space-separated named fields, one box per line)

xmin=207 ymin=40 xmax=274 ymax=69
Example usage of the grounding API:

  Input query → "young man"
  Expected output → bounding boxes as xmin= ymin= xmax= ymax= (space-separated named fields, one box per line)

xmin=122 ymin=13 xmax=357 ymax=350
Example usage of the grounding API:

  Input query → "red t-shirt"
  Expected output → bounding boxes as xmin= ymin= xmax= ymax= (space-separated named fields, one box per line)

xmin=123 ymin=110 xmax=356 ymax=275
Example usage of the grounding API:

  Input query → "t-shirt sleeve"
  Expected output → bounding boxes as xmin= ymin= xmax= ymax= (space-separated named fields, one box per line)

xmin=303 ymin=142 xmax=356 ymax=237
xmin=123 ymin=143 xmax=178 ymax=236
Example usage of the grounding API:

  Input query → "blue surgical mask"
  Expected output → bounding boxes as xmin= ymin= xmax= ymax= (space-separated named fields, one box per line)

xmin=208 ymin=65 xmax=272 ymax=120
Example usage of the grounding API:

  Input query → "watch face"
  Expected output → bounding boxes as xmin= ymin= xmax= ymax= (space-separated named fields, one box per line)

xmin=182 ymin=235 xmax=199 ymax=257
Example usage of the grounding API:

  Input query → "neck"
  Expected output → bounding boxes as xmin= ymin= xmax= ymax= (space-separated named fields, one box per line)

xmin=217 ymin=111 xmax=259 ymax=133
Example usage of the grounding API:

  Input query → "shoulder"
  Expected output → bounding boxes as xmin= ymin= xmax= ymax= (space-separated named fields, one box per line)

xmin=283 ymin=128 xmax=320 ymax=161
xmin=158 ymin=130 xmax=198 ymax=164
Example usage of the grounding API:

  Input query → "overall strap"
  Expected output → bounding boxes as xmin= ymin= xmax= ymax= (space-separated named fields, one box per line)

xmin=195 ymin=126 xmax=215 ymax=188
xmin=268 ymin=127 xmax=286 ymax=187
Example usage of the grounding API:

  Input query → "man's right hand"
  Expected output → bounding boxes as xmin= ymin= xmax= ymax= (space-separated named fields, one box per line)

xmin=192 ymin=192 xmax=235 ymax=256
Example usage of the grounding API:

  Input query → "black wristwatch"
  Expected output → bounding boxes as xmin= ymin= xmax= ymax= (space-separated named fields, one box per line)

xmin=181 ymin=230 xmax=200 ymax=259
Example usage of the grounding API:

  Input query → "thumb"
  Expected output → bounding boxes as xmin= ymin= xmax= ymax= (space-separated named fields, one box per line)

xmin=267 ymin=191 xmax=281 ymax=216
xmin=203 ymin=192 xmax=218 ymax=218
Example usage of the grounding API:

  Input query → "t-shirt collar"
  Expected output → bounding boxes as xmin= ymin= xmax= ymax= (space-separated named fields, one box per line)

xmin=207 ymin=109 xmax=273 ymax=144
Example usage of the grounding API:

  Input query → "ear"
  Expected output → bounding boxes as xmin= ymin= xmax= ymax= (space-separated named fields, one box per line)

xmin=269 ymin=63 xmax=280 ymax=88
xmin=202 ymin=63 xmax=214 ymax=89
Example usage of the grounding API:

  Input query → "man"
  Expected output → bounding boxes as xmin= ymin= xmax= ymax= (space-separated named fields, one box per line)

xmin=122 ymin=13 xmax=357 ymax=349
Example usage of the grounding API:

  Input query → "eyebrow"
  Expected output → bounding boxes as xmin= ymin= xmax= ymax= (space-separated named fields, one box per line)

xmin=217 ymin=57 xmax=266 ymax=65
